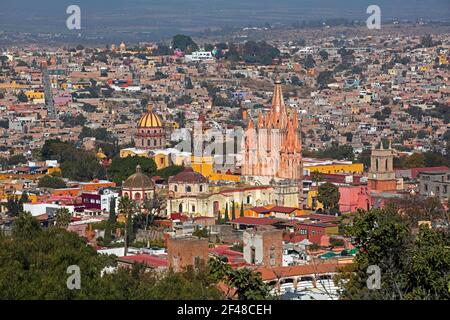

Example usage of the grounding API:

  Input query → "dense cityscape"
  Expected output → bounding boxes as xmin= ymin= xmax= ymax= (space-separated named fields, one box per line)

xmin=0 ymin=1 xmax=449 ymax=303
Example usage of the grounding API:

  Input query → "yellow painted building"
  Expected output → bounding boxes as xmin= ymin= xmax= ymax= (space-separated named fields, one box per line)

xmin=61 ymin=82 xmax=92 ymax=90
xmin=119 ymin=148 xmax=171 ymax=170
xmin=0 ymin=190 xmax=38 ymax=204
xmin=191 ymin=156 xmax=214 ymax=178
xmin=306 ymin=189 xmax=324 ymax=211
xmin=0 ymin=81 xmax=29 ymax=90
xmin=119 ymin=148 xmax=149 ymax=158
xmin=0 ymin=166 xmax=61 ymax=181
xmin=25 ymin=90 xmax=45 ymax=102
xmin=154 ymin=153 xmax=170 ymax=170
xmin=304 ymin=163 xmax=363 ymax=175
xmin=191 ymin=156 xmax=241 ymax=182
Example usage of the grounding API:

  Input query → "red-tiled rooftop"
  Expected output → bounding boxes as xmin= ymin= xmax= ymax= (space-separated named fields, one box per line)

xmin=299 ymin=214 xmax=339 ymax=223
xmin=251 ymin=206 xmax=271 ymax=214
xmin=168 ymin=167 xmax=208 ymax=184
xmin=209 ymin=245 xmax=243 ymax=257
xmin=410 ymin=166 xmax=449 ymax=179
xmin=269 ymin=206 xmax=298 ymax=214
xmin=209 ymin=245 xmax=247 ymax=267
xmin=230 ymin=217 xmax=280 ymax=226
xmin=305 ymin=173 xmax=365 ymax=185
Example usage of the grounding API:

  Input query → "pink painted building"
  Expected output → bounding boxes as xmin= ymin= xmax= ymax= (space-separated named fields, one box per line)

xmin=54 ymin=94 xmax=73 ymax=106
xmin=339 ymin=185 xmax=371 ymax=213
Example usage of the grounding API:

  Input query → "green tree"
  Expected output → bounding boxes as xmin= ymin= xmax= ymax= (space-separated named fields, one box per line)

xmin=224 ymin=203 xmax=229 ymax=222
xmin=302 ymin=54 xmax=316 ymax=69
xmin=231 ymin=201 xmax=236 ymax=220
xmin=38 ymin=175 xmax=67 ymax=189
xmin=8 ymin=154 xmax=27 ymax=166
xmin=108 ymin=156 xmax=157 ymax=185
xmin=153 ymin=165 xmax=184 ymax=181
xmin=240 ymin=200 xmax=244 ymax=217
xmin=6 ymin=196 xmax=23 ymax=217
xmin=0 ymin=213 xmax=223 ymax=300
xmin=108 ymin=198 xmax=117 ymax=223
xmin=319 ymin=50 xmax=329 ymax=61
xmin=17 ymin=91 xmax=28 ymax=102
xmin=11 ymin=211 xmax=41 ymax=240
xmin=55 ymin=207 xmax=71 ymax=228
xmin=337 ymin=206 xmax=450 ymax=300
xmin=119 ymin=196 xmax=137 ymax=254
xmin=192 ymin=226 xmax=208 ymax=238
xmin=208 ymin=258 xmax=271 ymax=300
xmin=317 ymin=182 xmax=340 ymax=214
xmin=20 ymin=192 xmax=30 ymax=204
xmin=172 ymin=34 xmax=198 ymax=53
xmin=317 ymin=71 xmax=334 ymax=87
xmin=40 ymin=139 xmax=105 ymax=181
xmin=402 ymin=153 xmax=426 ymax=169
xmin=421 ymin=34 xmax=434 ymax=48
xmin=103 ymin=198 xmax=117 ymax=245
xmin=311 ymin=171 xmax=323 ymax=186
xmin=217 ymin=210 xmax=222 ymax=225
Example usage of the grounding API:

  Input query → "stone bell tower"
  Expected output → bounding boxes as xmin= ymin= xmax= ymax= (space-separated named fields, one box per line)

xmin=368 ymin=141 xmax=397 ymax=192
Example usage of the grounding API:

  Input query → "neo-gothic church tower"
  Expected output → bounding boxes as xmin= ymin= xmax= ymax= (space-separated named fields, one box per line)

xmin=242 ymin=77 xmax=303 ymax=207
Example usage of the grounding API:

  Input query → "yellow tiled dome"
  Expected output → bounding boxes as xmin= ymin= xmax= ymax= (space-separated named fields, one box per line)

xmin=138 ymin=104 xmax=163 ymax=128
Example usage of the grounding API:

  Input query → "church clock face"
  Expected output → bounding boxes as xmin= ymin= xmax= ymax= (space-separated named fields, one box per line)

xmin=372 ymin=173 xmax=377 ymax=179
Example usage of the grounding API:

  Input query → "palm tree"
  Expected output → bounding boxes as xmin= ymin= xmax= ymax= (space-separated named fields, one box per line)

xmin=55 ymin=207 xmax=71 ymax=228
xmin=118 ymin=196 xmax=136 ymax=256
xmin=142 ymin=192 xmax=166 ymax=229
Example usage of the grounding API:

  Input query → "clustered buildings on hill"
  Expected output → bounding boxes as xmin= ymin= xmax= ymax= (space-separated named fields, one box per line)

xmin=0 ymin=29 xmax=449 ymax=299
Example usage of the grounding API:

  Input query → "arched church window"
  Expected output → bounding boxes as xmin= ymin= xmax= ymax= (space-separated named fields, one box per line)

xmin=186 ymin=185 xmax=192 ymax=193
xmin=178 ymin=203 xmax=183 ymax=212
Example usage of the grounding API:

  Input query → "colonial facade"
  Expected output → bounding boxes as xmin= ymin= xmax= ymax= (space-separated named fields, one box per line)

xmin=167 ymin=185 xmax=276 ymax=218
xmin=168 ymin=167 xmax=209 ymax=198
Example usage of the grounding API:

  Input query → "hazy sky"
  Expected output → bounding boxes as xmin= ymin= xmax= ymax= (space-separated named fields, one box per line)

xmin=0 ymin=0 xmax=448 ymax=35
